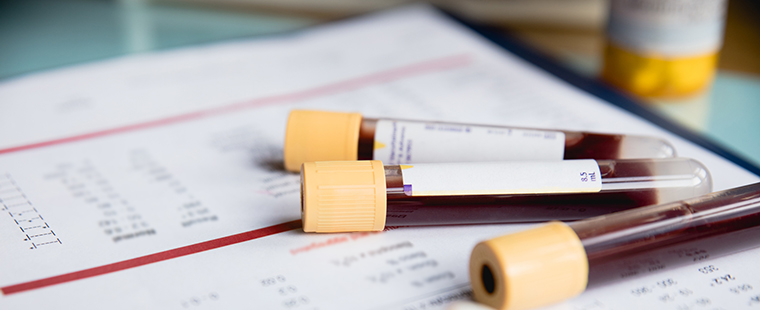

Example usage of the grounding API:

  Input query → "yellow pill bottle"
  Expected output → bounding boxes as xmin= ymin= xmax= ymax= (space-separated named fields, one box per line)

xmin=602 ymin=0 xmax=728 ymax=98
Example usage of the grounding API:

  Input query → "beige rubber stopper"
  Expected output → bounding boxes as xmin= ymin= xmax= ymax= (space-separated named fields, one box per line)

xmin=301 ymin=160 xmax=386 ymax=233
xmin=284 ymin=110 xmax=362 ymax=172
xmin=470 ymin=222 xmax=589 ymax=310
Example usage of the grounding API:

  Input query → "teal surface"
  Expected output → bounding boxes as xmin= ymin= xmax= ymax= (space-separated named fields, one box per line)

xmin=708 ymin=73 xmax=760 ymax=166
xmin=0 ymin=0 xmax=315 ymax=79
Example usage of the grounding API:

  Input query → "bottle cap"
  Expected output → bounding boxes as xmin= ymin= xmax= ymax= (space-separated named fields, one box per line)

xmin=301 ymin=160 xmax=387 ymax=233
xmin=602 ymin=43 xmax=718 ymax=98
xmin=284 ymin=110 xmax=363 ymax=172
xmin=469 ymin=222 xmax=588 ymax=310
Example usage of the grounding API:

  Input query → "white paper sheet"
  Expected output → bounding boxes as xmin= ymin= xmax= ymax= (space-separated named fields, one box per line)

xmin=1 ymin=5 xmax=759 ymax=310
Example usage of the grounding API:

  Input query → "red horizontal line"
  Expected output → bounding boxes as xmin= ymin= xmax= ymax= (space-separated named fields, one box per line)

xmin=0 ymin=54 xmax=471 ymax=155
xmin=1 ymin=220 xmax=302 ymax=295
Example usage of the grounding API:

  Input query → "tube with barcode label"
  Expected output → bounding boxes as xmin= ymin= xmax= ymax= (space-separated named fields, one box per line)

xmin=469 ymin=182 xmax=760 ymax=310
xmin=299 ymin=158 xmax=711 ymax=233
xmin=283 ymin=110 xmax=676 ymax=171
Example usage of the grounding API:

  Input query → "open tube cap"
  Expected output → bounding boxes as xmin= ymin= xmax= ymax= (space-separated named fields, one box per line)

xmin=470 ymin=222 xmax=589 ymax=310
xmin=301 ymin=160 xmax=387 ymax=233
xmin=284 ymin=110 xmax=363 ymax=172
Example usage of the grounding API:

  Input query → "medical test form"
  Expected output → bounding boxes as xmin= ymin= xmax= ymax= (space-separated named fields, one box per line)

xmin=1 ymin=6 xmax=759 ymax=310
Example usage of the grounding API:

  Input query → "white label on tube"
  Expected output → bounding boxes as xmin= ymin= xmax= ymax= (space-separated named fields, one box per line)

xmin=400 ymin=160 xmax=602 ymax=196
xmin=372 ymin=120 xmax=565 ymax=165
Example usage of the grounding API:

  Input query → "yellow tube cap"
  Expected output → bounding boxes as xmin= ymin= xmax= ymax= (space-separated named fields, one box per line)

xmin=301 ymin=160 xmax=387 ymax=233
xmin=470 ymin=222 xmax=588 ymax=310
xmin=284 ymin=110 xmax=363 ymax=172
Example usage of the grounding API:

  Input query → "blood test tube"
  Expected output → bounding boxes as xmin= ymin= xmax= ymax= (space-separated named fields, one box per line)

xmin=300 ymin=158 xmax=711 ymax=233
xmin=283 ymin=110 xmax=676 ymax=172
xmin=469 ymin=182 xmax=760 ymax=310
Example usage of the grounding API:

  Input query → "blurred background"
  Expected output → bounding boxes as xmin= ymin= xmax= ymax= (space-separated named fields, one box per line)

xmin=1 ymin=0 xmax=758 ymax=166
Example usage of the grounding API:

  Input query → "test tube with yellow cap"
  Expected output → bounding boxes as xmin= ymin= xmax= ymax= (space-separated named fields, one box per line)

xmin=469 ymin=181 xmax=760 ymax=310
xmin=283 ymin=110 xmax=676 ymax=172
xmin=300 ymin=158 xmax=711 ymax=233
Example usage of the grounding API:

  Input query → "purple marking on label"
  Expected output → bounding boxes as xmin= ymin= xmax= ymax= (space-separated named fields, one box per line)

xmin=403 ymin=184 xmax=412 ymax=196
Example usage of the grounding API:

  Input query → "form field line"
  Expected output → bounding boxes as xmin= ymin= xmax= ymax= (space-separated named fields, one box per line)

xmin=0 ymin=54 xmax=471 ymax=155
xmin=1 ymin=220 xmax=302 ymax=295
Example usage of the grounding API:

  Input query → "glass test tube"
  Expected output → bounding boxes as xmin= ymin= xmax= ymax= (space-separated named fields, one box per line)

xmin=283 ymin=110 xmax=676 ymax=172
xmin=300 ymin=158 xmax=711 ymax=233
xmin=469 ymin=182 xmax=760 ymax=310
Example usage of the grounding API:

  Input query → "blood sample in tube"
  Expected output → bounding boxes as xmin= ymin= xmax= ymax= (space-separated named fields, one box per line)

xmin=469 ymin=182 xmax=760 ymax=310
xmin=283 ymin=110 xmax=676 ymax=171
xmin=299 ymin=158 xmax=711 ymax=233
